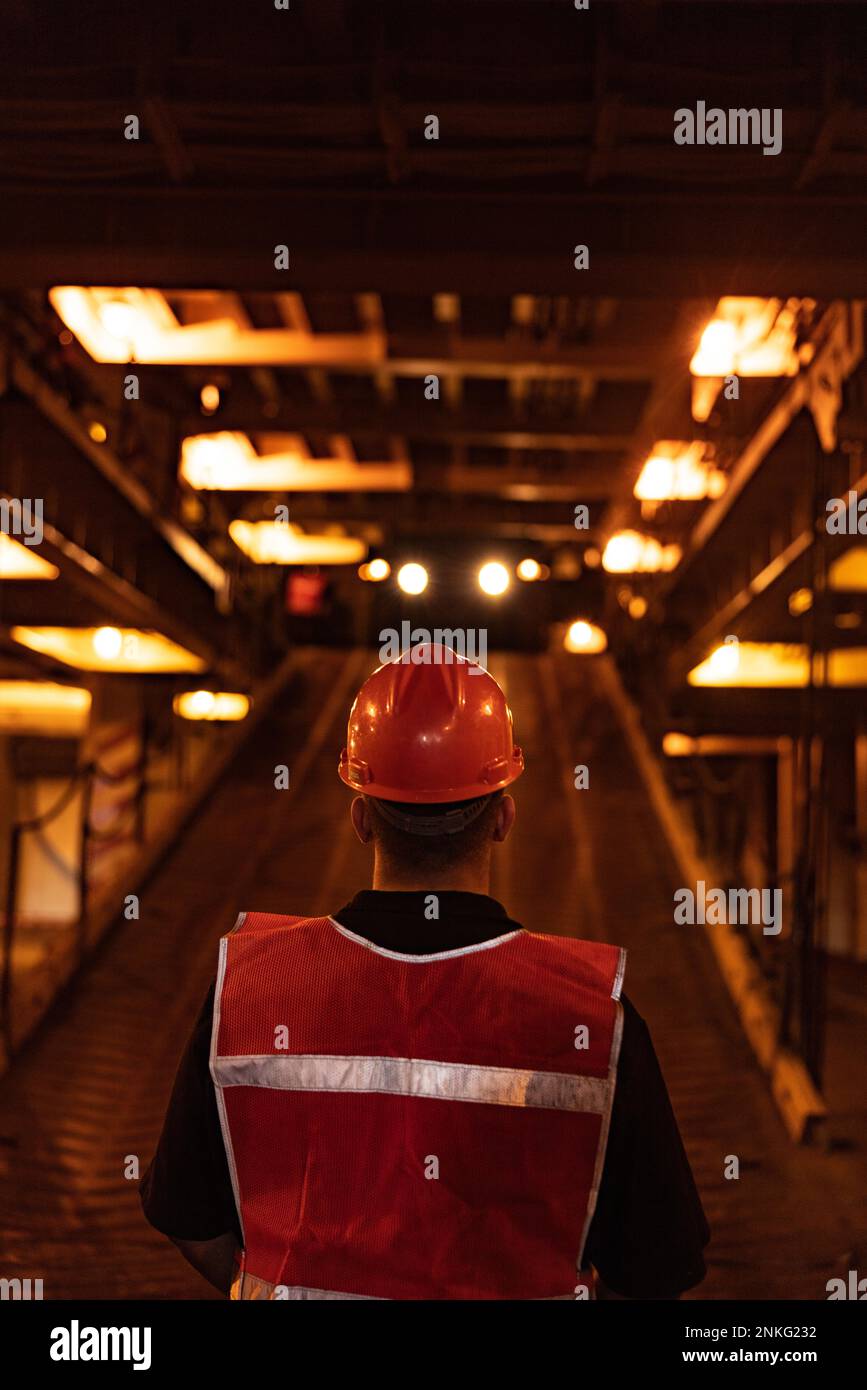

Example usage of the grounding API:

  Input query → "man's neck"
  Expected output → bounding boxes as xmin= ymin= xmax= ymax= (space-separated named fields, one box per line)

xmin=371 ymin=858 xmax=491 ymax=896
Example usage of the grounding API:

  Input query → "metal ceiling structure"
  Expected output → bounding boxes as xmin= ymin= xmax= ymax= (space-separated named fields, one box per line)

xmin=0 ymin=0 xmax=865 ymax=696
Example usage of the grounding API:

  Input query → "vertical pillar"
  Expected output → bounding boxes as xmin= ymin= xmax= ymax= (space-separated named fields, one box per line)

xmin=777 ymin=737 xmax=795 ymax=943
xmin=855 ymin=733 xmax=867 ymax=962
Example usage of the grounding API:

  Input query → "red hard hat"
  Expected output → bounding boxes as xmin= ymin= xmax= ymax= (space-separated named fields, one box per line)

xmin=338 ymin=644 xmax=524 ymax=803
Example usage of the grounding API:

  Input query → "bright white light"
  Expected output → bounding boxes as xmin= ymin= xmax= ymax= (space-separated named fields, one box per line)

xmin=692 ymin=319 xmax=737 ymax=376
xmin=229 ymin=521 xmax=366 ymax=566
xmin=634 ymin=443 xmax=727 ymax=502
xmin=174 ymin=690 xmax=250 ymax=721
xmin=516 ymin=558 xmax=542 ymax=581
xmin=397 ymin=562 xmax=429 ymax=595
xmin=366 ymin=558 xmax=391 ymax=581
xmin=92 ymin=626 xmax=123 ymax=660
xmin=708 ymin=640 xmax=741 ymax=678
xmin=478 ymin=561 xmax=510 ymax=596
xmin=99 ymin=299 xmax=139 ymax=346
xmin=564 ymin=620 xmax=608 ymax=654
xmin=602 ymin=531 xmax=681 ymax=574
xmin=0 ymin=534 xmax=58 ymax=580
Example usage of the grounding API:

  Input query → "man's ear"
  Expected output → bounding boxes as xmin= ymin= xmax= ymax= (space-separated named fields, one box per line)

xmin=350 ymin=796 xmax=374 ymax=845
xmin=492 ymin=794 xmax=516 ymax=844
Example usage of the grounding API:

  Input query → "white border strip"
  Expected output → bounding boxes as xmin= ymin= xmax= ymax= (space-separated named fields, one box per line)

xmin=213 ymin=1051 xmax=610 ymax=1114
xmin=329 ymin=917 xmax=523 ymax=962
xmin=611 ymin=946 xmax=627 ymax=1001
xmin=577 ymin=997 xmax=625 ymax=1268
xmin=209 ymin=915 xmax=247 ymax=1247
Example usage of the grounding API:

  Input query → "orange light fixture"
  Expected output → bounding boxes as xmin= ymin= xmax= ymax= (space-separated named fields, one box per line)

xmin=10 ymin=626 xmax=205 ymax=673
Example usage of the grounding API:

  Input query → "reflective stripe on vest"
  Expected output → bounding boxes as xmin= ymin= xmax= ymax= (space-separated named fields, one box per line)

xmin=211 ymin=911 xmax=626 ymax=1300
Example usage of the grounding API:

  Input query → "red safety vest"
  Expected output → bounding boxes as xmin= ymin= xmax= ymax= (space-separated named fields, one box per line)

xmin=211 ymin=911 xmax=626 ymax=1300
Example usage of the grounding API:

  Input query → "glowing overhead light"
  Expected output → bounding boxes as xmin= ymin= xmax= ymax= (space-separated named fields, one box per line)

xmin=92 ymin=625 xmax=123 ymax=660
xmin=397 ymin=562 xmax=429 ymax=596
xmin=478 ymin=561 xmax=510 ymax=596
xmin=788 ymin=587 xmax=813 ymax=616
xmin=835 ymin=612 xmax=862 ymax=630
xmin=662 ymin=732 xmax=695 ymax=757
xmin=49 ymin=287 xmax=175 ymax=362
xmin=564 ymin=620 xmax=608 ymax=654
xmin=181 ymin=432 xmax=410 ymax=492
xmin=689 ymin=642 xmax=799 ymax=687
xmin=98 ymin=298 xmax=140 ymax=345
xmin=0 ymin=534 xmax=58 ymax=579
xmin=10 ymin=626 xmax=205 ymax=673
xmin=200 ymin=383 xmax=221 ymax=413
xmin=690 ymin=642 xmax=867 ymax=688
xmin=691 ymin=319 xmax=738 ymax=376
xmin=829 ymin=546 xmax=867 ymax=592
xmin=689 ymin=297 xmax=806 ymax=423
xmin=517 ymin=557 xmax=549 ymax=582
xmin=707 ymin=639 xmax=741 ymax=679
xmin=88 ymin=420 xmax=108 ymax=443
xmin=229 ymin=520 xmax=366 ymax=566
xmin=359 ymin=557 xmax=391 ymax=582
xmin=602 ymin=530 xmax=681 ymax=574
xmin=173 ymin=690 xmax=250 ymax=722
xmin=628 ymin=595 xmax=648 ymax=619
xmin=634 ymin=442 xmax=727 ymax=502
xmin=50 ymin=286 xmax=388 ymax=367
xmin=583 ymin=547 xmax=601 ymax=569
xmin=0 ymin=681 xmax=91 ymax=736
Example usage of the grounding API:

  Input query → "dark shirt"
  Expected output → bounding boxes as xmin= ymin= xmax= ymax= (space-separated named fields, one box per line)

xmin=140 ymin=890 xmax=709 ymax=1298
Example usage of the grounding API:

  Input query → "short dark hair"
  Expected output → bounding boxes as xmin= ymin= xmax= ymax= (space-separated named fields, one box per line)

xmin=365 ymin=792 xmax=503 ymax=874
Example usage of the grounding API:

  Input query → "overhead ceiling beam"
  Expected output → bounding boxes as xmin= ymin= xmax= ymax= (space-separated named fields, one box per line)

xmin=284 ymin=492 xmax=596 ymax=540
xmin=180 ymin=405 xmax=634 ymax=451
xmin=668 ymin=303 xmax=864 ymax=591
xmin=4 ymin=190 xmax=866 ymax=296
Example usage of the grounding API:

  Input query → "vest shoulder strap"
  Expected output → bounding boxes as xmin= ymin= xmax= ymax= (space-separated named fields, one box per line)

xmin=227 ymin=910 xmax=330 ymax=936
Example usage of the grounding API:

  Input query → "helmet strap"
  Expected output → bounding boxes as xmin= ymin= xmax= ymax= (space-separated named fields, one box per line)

xmin=372 ymin=796 xmax=490 ymax=837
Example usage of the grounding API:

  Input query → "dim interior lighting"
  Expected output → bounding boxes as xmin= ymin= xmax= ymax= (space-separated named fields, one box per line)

xmin=0 ymin=681 xmax=91 ymax=736
xmin=634 ymin=442 xmax=727 ymax=502
xmin=88 ymin=420 xmax=108 ymax=444
xmin=583 ymin=547 xmax=601 ymax=569
xmin=0 ymin=534 xmax=59 ymax=580
xmin=564 ymin=620 xmax=608 ymax=654
xmin=174 ymin=690 xmax=250 ymax=722
xmin=788 ymin=587 xmax=814 ymax=616
xmin=478 ymin=561 xmax=510 ymax=596
xmin=397 ymin=562 xmax=429 ymax=596
xmin=229 ymin=520 xmax=366 ymax=566
xmin=181 ymin=432 xmax=410 ymax=493
xmin=10 ymin=626 xmax=205 ymax=673
xmin=92 ymin=625 xmax=122 ymax=660
xmin=602 ymin=530 xmax=681 ymax=574
xmin=628 ymin=595 xmax=648 ymax=620
xmin=200 ymin=383 xmax=221 ymax=413
xmin=829 ymin=546 xmax=867 ymax=592
xmin=835 ymin=612 xmax=862 ymax=630
xmin=359 ymin=557 xmax=390 ymax=582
